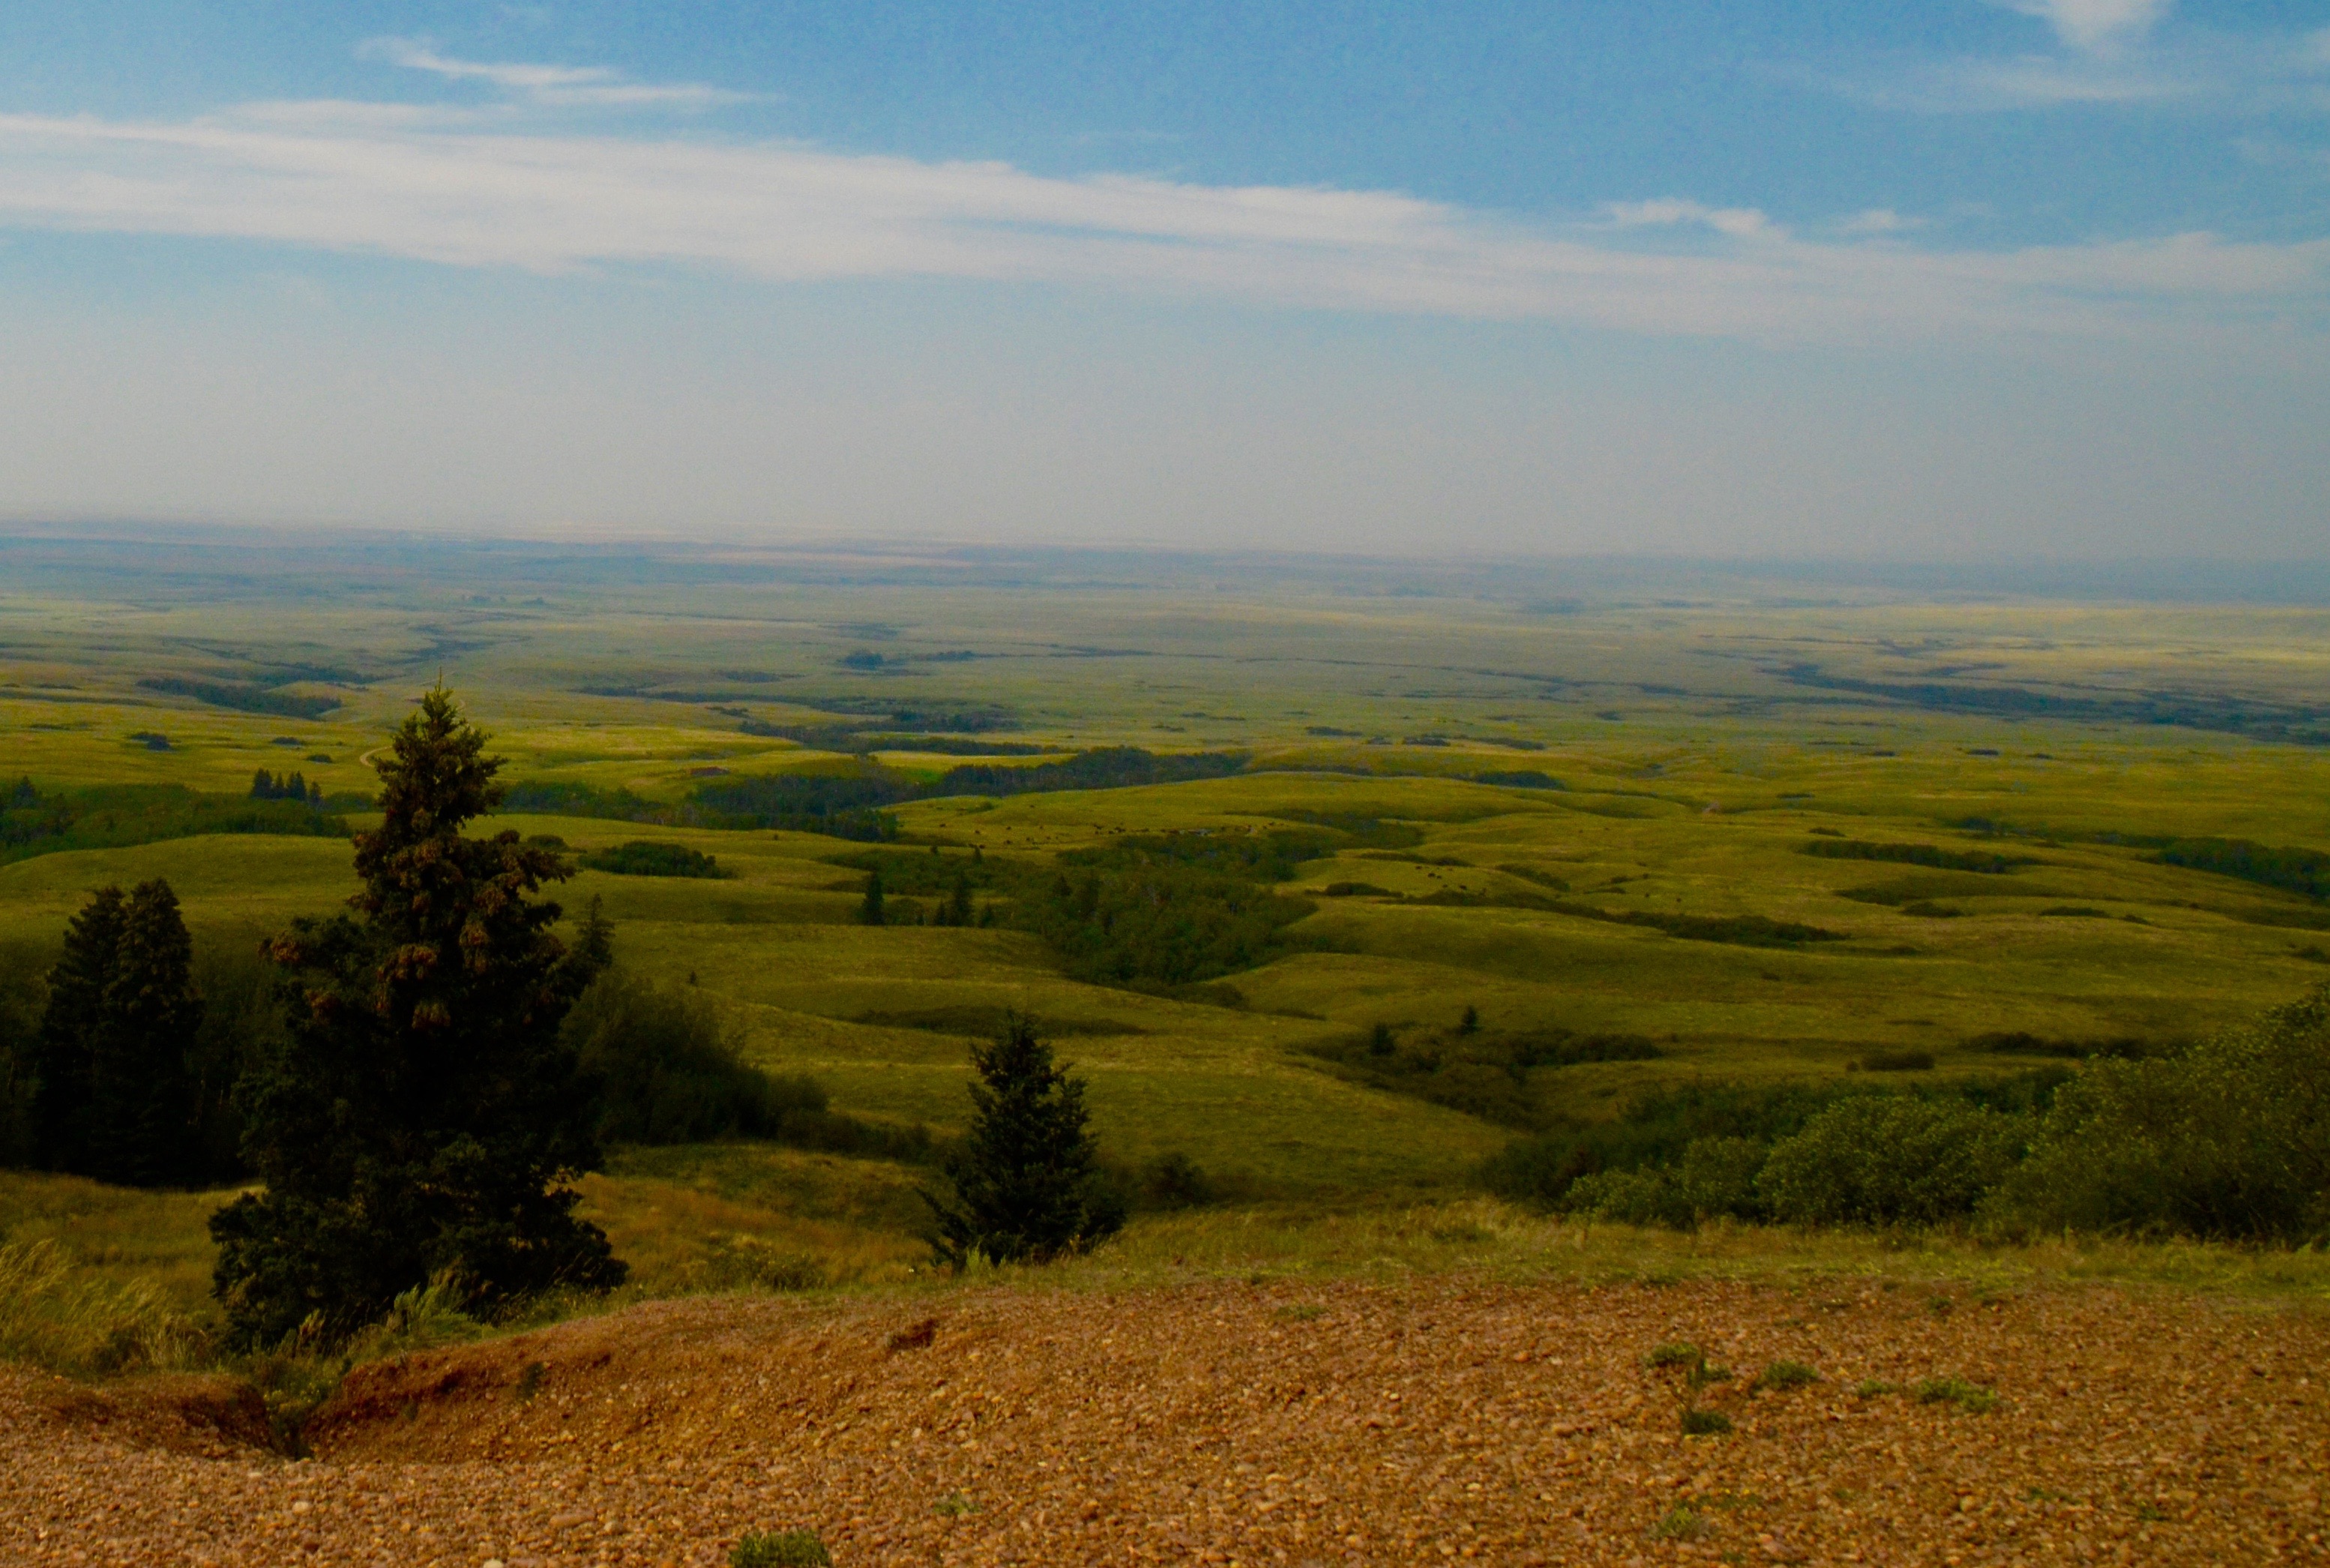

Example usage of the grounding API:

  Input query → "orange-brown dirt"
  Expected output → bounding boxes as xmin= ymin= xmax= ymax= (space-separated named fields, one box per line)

xmin=4 ymin=1278 xmax=2326 ymax=1566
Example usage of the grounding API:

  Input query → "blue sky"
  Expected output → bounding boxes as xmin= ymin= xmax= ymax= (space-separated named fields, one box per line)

xmin=1 ymin=1 xmax=2325 ymax=558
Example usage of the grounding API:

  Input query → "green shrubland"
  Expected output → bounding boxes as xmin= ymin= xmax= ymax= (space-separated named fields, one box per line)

xmin=4 ymin=552 xmax=2330 ymax=1380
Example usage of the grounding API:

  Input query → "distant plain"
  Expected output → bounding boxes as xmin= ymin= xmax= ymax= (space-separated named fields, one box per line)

xmin=3 ymin=533 xmax=2326 ymax=1308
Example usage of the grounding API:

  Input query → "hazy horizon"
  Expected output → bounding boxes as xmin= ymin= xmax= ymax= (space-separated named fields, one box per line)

xmin=3 ymin=2 xmax=2326 ymax=557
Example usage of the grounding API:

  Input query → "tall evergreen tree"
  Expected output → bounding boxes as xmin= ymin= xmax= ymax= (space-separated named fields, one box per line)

xmin=921 ymin=1013 xmax=1125 ymax=1267
xmin=89 ymin=881 xmax=200 ymax=1186
xmin=31 ymin=881 xmax=203 ymax=1185
xmin=210 ymin=688 xmax=623 ymax=1347
xmin=31 ymin=884 xmax=121 ymax=1172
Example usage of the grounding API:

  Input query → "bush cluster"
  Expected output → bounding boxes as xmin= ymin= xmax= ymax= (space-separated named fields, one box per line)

xmin=563 ymin=968 xmax=824 ymax=1144
xmin=1305 ymin=1016 xmax=1661 ymax=1129
xmin=578 ymin=840 xmax=726 ymax=878
xmin=1502 ymin=986 xmax=2330 ymax=1244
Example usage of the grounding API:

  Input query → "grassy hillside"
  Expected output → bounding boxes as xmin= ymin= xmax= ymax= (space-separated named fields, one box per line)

xmin=3 ymin=541 xmax=2326 ymax=1327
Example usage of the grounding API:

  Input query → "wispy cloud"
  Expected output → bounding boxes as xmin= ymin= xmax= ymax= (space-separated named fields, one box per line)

xmin=1837 ymin=208 xmax=1922 ymax=236
xmin=0 ymin=99 xmax=2323 ymax=345
xmin=1813 ymin=7 xmax=2330 ymax=115
xmin=1996 ymin=0 xmax=2174 ymax=54
xmin=358 ymin=37 xmax=747 ymax=110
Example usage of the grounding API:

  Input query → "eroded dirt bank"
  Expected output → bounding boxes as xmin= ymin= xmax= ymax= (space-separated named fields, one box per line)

xmin=3 ymin=1278 xmax=2325 ymax=1565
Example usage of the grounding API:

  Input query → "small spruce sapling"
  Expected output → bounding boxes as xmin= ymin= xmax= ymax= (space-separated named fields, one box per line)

xmin=921 ymin=1013 xmax=1125 ymax=1267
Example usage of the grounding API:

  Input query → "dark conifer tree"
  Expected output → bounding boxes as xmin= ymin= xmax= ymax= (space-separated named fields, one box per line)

xmin=88 ymin=881 xmax=200 ymax=1186
xmin=210 ymin=688 xmax=622 ymax=1347
xmin=921 ymin=1013 xmax=1124 ymax=1267
xmin=31 ymin=881 xmax=202 ymax=1185
xmin=858 ymin=869 xmax=885 ymax=926
xmin=31 ymin=884 xmax=123 ymax=1172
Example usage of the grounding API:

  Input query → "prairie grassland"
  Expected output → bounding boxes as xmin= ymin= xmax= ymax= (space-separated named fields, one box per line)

xmin=3 ymin=539 xmax=2328 ymax=1330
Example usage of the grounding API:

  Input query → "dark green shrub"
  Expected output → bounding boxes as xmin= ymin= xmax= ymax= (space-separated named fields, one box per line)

xmin=1757 ymin=1097 xmax=2021 ymax=1226
xmin=1753 ymin=1360 xmax=1821 ymax=1391
xmin=579 ymin=841 xmax=725 ymax=878
xmin=1137 ymin=1151 xmax=1217 ymax=1209
xmin=1562 ymin=1136 xmax=1768 ymax=1227
xmin=1913 ymin=1376 xmax=2000 ymax=1414
xmin=1986 ymin=985 xmax=2330 ymax=1243
xmin=562 ymin=969 xmax=825 ymax=1144
xmin=1481 ymin=1082 xmax=1852 ymax=1207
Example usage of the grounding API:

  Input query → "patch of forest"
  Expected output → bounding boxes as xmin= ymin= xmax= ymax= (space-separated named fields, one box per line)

xmin=0 ymin=779 xmax=349 ymax=868
xmin=136 ymin=676 xmax=341 ymax=719
xmin=1801 ymin=836 xmax=2041 ymax=873
xmin=2156 ymin=836 xmax=2329 ymax=902
xmin=840 ymin=826 xmax=1339 ymax=991
xmin=1775 ymin=662 xmax=2330 ymax=747
xmin=1302 ymin=1013 xmax=1664 ymax=1128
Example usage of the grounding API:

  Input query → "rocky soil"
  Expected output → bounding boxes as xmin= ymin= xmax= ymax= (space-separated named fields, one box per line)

xmin=3 ymin=1278 xmax=2326 ymax=1565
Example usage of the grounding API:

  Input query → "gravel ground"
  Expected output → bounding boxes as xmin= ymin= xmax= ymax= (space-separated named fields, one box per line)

xmin=4 ymin=1278 xmax=2326 ymax=1566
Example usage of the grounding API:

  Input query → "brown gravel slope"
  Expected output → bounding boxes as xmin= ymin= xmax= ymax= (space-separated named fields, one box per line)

xmin=4 ymin=1279 xmax=2327 ymax=1566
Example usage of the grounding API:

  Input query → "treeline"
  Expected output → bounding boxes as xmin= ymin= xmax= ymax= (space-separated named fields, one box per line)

xmin=1 ymin=780 xmax=349 ymax=869
xmin=1304 ymin=1013 xmax=1661 ymax=1128
xmin=1800 ymin=836 xmax=2039 ymax=874
xmin=693 ymin=747 xmax=1252 ymax=838
xmin=248 ymin=769 xmax=323 ymax=804
xmin=499 ymin=747 xmax=1252 ymax=842
xmin=2157 ymin=837 xmax=2329 ymax=902
xmin=137 ymin=676 xmax=341 ymax=719
xmin=1485 ymin=985 xmax=2330 ymax=1243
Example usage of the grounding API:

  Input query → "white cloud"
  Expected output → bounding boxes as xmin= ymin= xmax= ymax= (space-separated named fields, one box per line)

xmin=1837 ymin=208 xmax=1921 ymax=235
xmin=0 ymin=101 xmax=2323 ymax=346
xmin=1824 ymin=11 xmax=2330 ymax=115
xmin=1604 ymin=199 xmax=1780 ymax=238
xmin=358 ymin=37 xmax=747 ymax=110
xmin=1998 ymin=0 xmax=2174 ymax=53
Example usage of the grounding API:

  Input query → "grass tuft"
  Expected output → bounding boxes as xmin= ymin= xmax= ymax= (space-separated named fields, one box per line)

xmin=1912 ymin=1375 xmax=2001 ymax=1414
xmin=731 ymin=1528 xmax=832 ymax=1567
xmin=1753 ymin=1360 xmax=1820 ymax=1391
xmin=0 ymin=1238 xmax=204 ymax=1375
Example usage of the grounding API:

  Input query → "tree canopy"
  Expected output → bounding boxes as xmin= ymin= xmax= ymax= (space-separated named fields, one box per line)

xmin=32 ymin=880 xmax=202 ymax=1186
xmin=209 ymin=688 xmax=623 ymax=1346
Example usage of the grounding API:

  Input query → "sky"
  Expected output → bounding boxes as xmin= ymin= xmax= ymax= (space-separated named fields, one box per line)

xmin=0 ymin=1 xmax=2326 ymax=559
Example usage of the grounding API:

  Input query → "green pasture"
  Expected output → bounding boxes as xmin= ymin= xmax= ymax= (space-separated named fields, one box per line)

xmin=4 ymin=553 xmax=2328 ymax=1333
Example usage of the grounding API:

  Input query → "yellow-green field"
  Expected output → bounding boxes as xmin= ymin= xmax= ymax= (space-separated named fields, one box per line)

xmin=3 ymin=537 xmax=2328 ymax=1339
